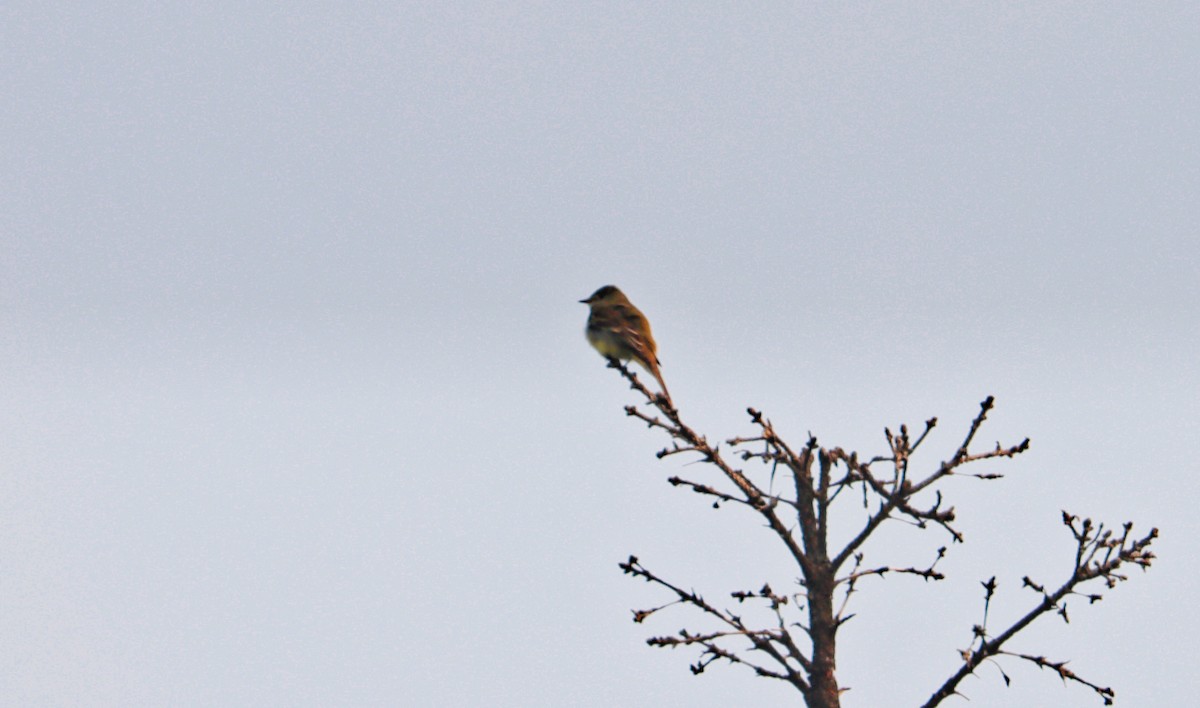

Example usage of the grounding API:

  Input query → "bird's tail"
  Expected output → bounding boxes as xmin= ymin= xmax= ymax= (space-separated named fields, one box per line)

xmin=642 ymin=357 xmax=672 ymax=406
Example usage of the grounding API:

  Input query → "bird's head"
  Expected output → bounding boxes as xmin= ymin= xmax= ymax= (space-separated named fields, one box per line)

xmin=580 ymin=285 xmax=626 ymax=306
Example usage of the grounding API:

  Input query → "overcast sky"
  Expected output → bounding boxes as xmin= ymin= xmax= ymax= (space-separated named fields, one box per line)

xmin=3 ymin=3 xmax=1196 ymax=707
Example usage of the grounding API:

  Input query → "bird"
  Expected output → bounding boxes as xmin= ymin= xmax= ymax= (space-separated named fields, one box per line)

xmin=580 ymin=285 xmax=671 ymax=403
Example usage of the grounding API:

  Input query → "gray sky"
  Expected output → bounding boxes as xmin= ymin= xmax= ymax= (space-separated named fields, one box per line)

xmin=3 ymin=3 xmax=1196 ymax=706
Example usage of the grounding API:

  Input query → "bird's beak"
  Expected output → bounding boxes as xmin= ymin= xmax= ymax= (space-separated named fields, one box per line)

xmin=579 ymin=297 xmax=591 ymax=304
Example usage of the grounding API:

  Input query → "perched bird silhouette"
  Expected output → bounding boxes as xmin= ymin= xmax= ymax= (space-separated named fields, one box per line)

xmin=580 ymin=285 xmax=671 ymax=403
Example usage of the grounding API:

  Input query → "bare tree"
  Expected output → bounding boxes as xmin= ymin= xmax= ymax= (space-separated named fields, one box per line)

xmin=604 ymin=360 xmax=1157 ymax=708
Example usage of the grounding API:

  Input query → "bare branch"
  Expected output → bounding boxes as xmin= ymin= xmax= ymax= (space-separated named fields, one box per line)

xmin=921 ymin=519 xmax=1157 ymax=707
xmin=597 ymin=358 xmax=1156 ymax=708
xmin=620 ymin=556 xmax=813 ymax=693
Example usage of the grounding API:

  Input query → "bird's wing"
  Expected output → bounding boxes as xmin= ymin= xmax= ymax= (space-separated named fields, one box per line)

xmin=612 ymin=305 xmax=658 ymax=363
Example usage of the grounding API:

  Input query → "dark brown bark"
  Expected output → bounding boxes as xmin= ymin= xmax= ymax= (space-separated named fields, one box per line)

xmin=805 ymin=561 xmax=840 ymax=708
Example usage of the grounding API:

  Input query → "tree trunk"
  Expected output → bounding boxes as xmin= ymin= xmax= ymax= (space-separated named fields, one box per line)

xmin=806 ymin=561 xmax=840 ymax=708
